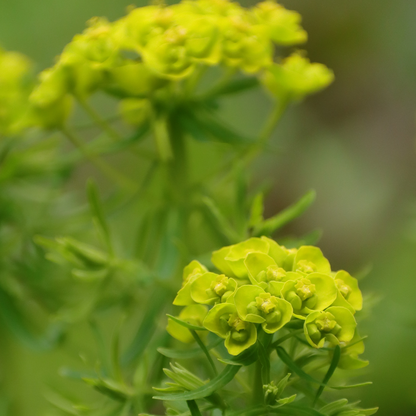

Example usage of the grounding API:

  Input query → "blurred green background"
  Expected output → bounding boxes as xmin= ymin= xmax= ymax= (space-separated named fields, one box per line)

xmin=1 ymin=0 xmax=416 ymax=415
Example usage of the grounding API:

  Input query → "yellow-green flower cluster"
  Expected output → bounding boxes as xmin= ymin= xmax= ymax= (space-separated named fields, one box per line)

xmin=169 ymin=237 xmax=364 ymax=356
xmin=0 ymin=48 xmax=33 ymax=136
xmin=29 ymin=0 xmax=333 ymax=128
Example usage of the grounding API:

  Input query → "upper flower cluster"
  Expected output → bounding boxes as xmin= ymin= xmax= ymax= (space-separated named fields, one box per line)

xmin=28 ymin=0 xmax=333 ymax=128
xmin=169 ymin=237 xmax=363 ymax=358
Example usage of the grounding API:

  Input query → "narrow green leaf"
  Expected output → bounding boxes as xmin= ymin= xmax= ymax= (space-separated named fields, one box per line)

xmin=157 ymin=338 xmax=222 ymax=359
xmin=314 ymin=345 xmax=341 ymax=404
xmin=90 ymin=320 xmax=112 ymax=377
xmin=190 ymin=330 xmax=217 ymax=376
xmin=331 ymin=382 xmax=373 ymax=390
xmin=276 ymin=373 xmax=292 ymax=396
xmin=252 ymin=190 xmax=316 ymax=236
xmin=187 ymin=400 xmax=202 ymax=416
xmin=166 ymin=315 xmax=207 ymax=331
xmin=153 ymin=114 xmax=173 ymax=161
xmin=83 ymin=378 xmax=130 ymax=402
xmin=249 ymin=193 xmax=264 ymax=228
xmin=121 ymin=288 xmax=169 ymax=365
xmin=213 ymin=77 xmax=260 ymax=96
xmin=87 ymin=179 xmax=112 ymax=254
xmin=178 ymin=111 xmax=210 ymax=142
xmin=229 ymin=403 xmax=324 ymax=416
xmin=191 ymin=108 xmax=254 ymax=144
xmin=202 ymin=196 xmax=240 ymax=244
xmin=153 ymin=365 xmax=241 ymax=401
xmin=275 ymin=394 xmax=297 ymax=406
xmin=320 ymin=399 xmax=349 ymax=416
xmin=276 ymin=347 xmax=324 ymax=386
xmin=359 ymin=408 xmax=378 ymax=415
xmin=0 ymin=287 xmax=64 ymax=351
xmin=282 ymin=403 xmax=326 ymax=416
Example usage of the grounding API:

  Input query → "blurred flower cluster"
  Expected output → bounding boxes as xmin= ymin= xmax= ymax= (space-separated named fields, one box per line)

xmin=169 ymin=236 xmax=367 ymax=366
xmin=23 ymin=0 xmax=333 ymax=130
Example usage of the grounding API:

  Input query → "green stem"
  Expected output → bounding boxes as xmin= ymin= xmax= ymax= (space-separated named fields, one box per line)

xmin=211 ymin=349 xmax=250 ymax=393
xmin=258 ymin=99 xmax=288 ymax=146
xmin=252 ymin=360 xmax=263 ymax=405
xmin=78 ymin=98 xmax=121 ymax=142
xmin=60 ymin=126 xmax=134 ymax=190
xmin=185 ymin=64 xmax=207 ymax=97
xmin=187 ymin=400 xmax=202 ymax=416
xmin=190 ymin=330 xmax=218 ymax=376
xmin=164 ymin=116 xmax=188 ymax=203
xmin=197 ymin=67 xmax=237 ymax=101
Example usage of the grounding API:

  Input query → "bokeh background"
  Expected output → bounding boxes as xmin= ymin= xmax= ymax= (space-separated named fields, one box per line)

xmin=1 ymin=0 xmax=416 ymax=415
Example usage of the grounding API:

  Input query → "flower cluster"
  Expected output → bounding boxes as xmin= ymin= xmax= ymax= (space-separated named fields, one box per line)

xmin=169 ymin=237 xmax=363 ymax=356
xmin=28 ymin=0 xmax=333 ymax=128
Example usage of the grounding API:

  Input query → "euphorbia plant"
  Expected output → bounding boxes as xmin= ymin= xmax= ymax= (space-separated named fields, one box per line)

xmin=0 ymin=0 xmax=377 ymax=415
xmin=159 ymin=238 xmax=374 ymax=415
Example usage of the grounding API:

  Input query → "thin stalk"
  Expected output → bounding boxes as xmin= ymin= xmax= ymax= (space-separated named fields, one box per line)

xmin=78 ymin=99 xmax=150 ymax=161
xmin=164 ymin=117 xmax=188 ymax=202
xmin=199 ymin=100 xmax=288 ymax=192
xmin=190 ymin=330 xmax=218 ymax=376
xmin=240 ymin=98 xmax=288 ymax=167
xmin=60 ymin=126 xmax=134 ymax=190
xmin=185 ymin=64 xmax=207 ymax=97
xmin=252 ymin=360 xmax=263 ymax=405
xmin=197 ymin=67 xmax=237 ymax=101
xmin=187 ymin=400 xmax=202 ymax=416
xmin=78 ymin=98 xmax=121 ymax=142
xmin=269 ymin=329 xmax=303 ymax=351
xmin=210 ymin=349 xmax=250 ymax=393
xmin=258 ymin=99 xmax=288 ymax=146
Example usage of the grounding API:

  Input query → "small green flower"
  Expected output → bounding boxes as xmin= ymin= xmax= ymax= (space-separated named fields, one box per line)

xmin=121 ymin=5 xmax=175 ymax=51
xmin=203 ymin=302 xmax=257 ymax=355
xmin=331 ymin=270 xmax=363 ymax=313
xmin=244 ymin=251 xmax=301 ymax=295
xmin=252 ymin=1 xmax=307 ymax=45
xmin=221 ymin=15 xmax=272 ymax=73
xmin=234 ymin=285 xmax=292 ymax=333
xmin=259 ymin=236 xmax=298 ymax=271
xmin=304 ymin=306 xmax=357 ymax=348
xmin=212 ymin=237 xmax=269 ymax=279
xmin=173 ymin=260 xmax=208 ymax=306
xmin=167 ymin=304 xmax=208 ymax=344
xmin=142 ymin=26 xmax=195 ymax=79
xmin=190 ymin=272 xmax=237 ymax=304
xmin=176 ymin=14 xmax=221 ymax=64
xmin=293 ymin=246 xmax=331 ymax=275
xmin=108 ymin=62 xmax=167 ymax=98
xmin=262 ymin=53 xmax=334 ymax=102
xmin=281 ymin=273 xmax=337 ymax=318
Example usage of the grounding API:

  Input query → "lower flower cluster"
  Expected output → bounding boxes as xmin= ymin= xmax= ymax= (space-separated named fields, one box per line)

xmin=168 ymin=237 xmax=364 ymax=358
